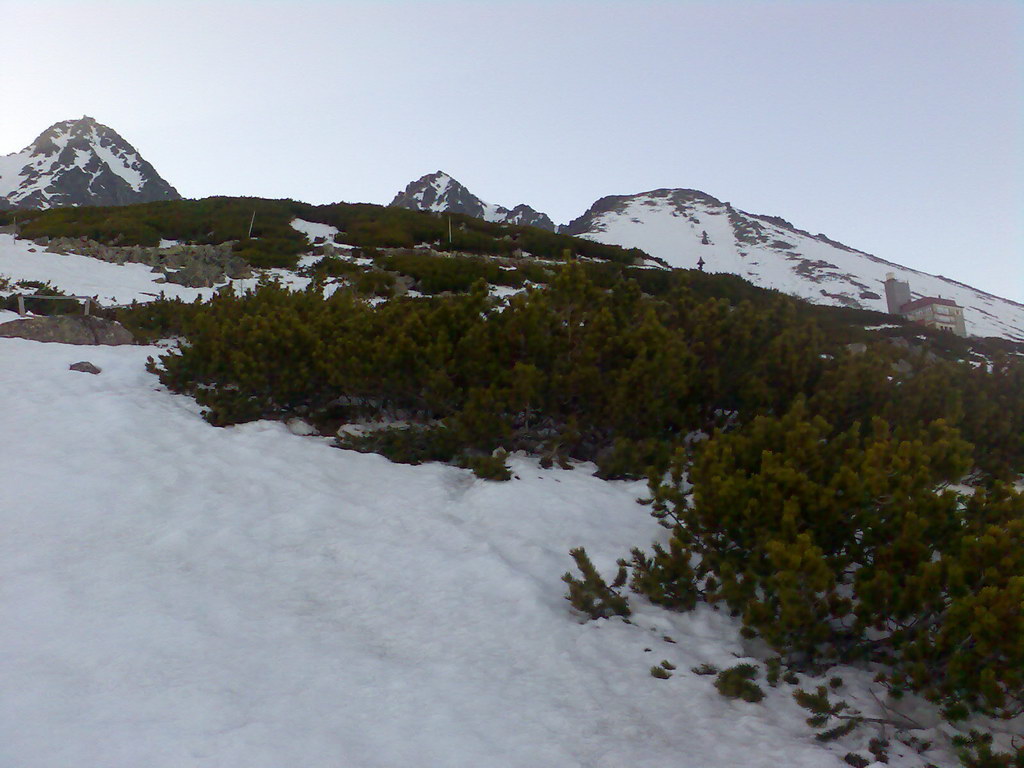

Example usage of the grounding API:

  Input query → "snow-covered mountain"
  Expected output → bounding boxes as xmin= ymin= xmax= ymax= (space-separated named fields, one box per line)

xmin=391 ymin=174 xmax=1024 ymax=341
xmin=563 ymin=188 xmax=1024 ymax=342
xmin=0 ymin=116 xmax=180 ymax=210
xmin=391 ymin=171 xmax=556 ymax=231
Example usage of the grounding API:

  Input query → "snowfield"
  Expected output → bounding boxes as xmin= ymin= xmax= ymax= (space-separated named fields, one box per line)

xmin=0 ymin=339 xmax=856 ymax=768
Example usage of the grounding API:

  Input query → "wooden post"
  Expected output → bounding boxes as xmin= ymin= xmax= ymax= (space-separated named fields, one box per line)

xmin=17 ymin=294 xmax=25 ymax=315
xmin=83 ymin=298 xmax=91 ymax=316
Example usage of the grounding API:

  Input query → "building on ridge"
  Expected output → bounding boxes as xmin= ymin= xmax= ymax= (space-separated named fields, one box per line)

xmin=883 ymin=273 xmax=967 ymax=336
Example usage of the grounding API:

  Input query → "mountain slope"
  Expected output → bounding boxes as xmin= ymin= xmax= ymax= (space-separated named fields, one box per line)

xmin=563 ymin=188 xmax=1024 ymax=341
xmin=390 ymin=171 xmax=1023 ymax=341
xmin=0 ymin=116 xmax=180 ymax=211
xmin=391 ymin=171 xmax=555 ymax=231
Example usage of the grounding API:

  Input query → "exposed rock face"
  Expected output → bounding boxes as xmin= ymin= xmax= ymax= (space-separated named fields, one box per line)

xmin=42 ymin=237 xmax=252 ymax=288
xmin=0 ymin=116 xmax=180 ymax=210
xmin=0 ymin=316 xmax=134 ymax=345
xmin=390 ymin=171 xmax=555 ymax=231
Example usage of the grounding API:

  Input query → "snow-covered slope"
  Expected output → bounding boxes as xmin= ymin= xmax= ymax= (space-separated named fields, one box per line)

xmin=391 ymin=171 xmax=556 ymax=231
xmin=565 ymin=189 xmax=1024 ymax=341
xmin=3 ymin=337 xmax=984 ymax=768
xmin=0 ymin=116 xmax=180 ymax=210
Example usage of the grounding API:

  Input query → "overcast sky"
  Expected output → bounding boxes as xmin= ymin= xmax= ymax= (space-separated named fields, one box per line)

xmin=4 ymin=0 xmax=1022 ymax=301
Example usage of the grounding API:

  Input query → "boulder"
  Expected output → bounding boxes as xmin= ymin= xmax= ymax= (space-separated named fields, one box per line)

xmin=0 ymin=315 xmax=134 ymax=345
xmin=69 ymin=361 xmax=102 ymax=374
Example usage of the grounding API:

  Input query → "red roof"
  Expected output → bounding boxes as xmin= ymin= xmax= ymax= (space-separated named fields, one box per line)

xmin=900 ymin=296 xmax=960 ymax=312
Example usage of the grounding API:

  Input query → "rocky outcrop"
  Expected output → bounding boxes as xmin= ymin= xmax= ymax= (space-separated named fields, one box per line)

xmin=42 ymin=237 xmax=252 ymax=288
xmin=0 ymin=316 xmax=134 ymax=345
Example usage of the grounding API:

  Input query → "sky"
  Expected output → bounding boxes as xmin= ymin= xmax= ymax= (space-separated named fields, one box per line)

xmin=3 ymin=0 xmax=1022 ymax=302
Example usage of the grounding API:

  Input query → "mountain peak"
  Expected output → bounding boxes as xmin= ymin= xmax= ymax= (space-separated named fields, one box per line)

xmin=390 ymin=171 xmax=555 ymax=231
xmin=1 ymin=116 xmax=180 ymax=211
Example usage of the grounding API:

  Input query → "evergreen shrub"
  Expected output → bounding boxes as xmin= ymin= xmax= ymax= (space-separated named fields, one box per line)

xmin=632 ymin=400 xmax=1024 ymax=721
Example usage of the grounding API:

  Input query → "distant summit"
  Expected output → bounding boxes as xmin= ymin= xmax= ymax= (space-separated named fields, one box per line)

xmin=390 ymin=171 xmax=555 ymax=231
xmin=0 ymin=116 xmax=180 ymax=210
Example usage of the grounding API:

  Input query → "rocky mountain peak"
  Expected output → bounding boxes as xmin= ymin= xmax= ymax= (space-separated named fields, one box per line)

xmin=0 ymin=116 xmax=180 ymax=211
xmin=390 ymin=171 xmax=555 ymax=231
xmin=391 ymin=171 xmax=485 ymax=218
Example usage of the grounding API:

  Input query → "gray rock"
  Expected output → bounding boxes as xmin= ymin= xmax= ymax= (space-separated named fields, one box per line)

xmin=0 ymin=315 xmax=134 ymax=345
xmin=892 ymin=359 xmax=914 ymax=375
xmin=69 ymin=361 xmax=102 ymax=374
xmin=40 ymin=237 xmax=244 ymax=287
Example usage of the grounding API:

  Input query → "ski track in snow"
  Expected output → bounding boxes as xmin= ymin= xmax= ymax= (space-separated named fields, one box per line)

xmin=0 ymin=340 xmax=853 ymax=768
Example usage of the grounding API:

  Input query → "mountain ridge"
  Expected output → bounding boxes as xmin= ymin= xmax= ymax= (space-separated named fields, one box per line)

xmin=1 ymin=115 xmax=1018 ymax=339
xmin=389 ymin=172 xmax=1023 ymax=341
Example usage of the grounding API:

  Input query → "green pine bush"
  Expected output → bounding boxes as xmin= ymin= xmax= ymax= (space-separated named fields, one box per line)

xmin=562 ymin=547 xmax=630 ymax=620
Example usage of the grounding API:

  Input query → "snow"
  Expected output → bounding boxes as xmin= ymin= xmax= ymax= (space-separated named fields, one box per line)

xmin=489 ymin=284 xmax=522 ymax=300
xmin=0 ymin=234 xmax=218 ymax=305
xmin=482 ymin=201 xmax=506 ymax=223
xmin=0 ymin=148 xmax=35 ymax=198
xmin=230 ymin=269 xmax=312 ymax=295
xmin=91 ymin=135 xmax=145 ymax=191
xmin=290 ymin=218 xmax=340 ymax=243
xmin=72 ymin=147 xmax=92 ymax=170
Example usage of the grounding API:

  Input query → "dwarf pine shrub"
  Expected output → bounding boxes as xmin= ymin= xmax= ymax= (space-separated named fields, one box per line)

xmin=714 ymin=664 xmax=764 ymax=703
xmin=562 ymin=547 xmax=630 ymax=620
xmin=631 ymin=398 xmax=1024 ymax=733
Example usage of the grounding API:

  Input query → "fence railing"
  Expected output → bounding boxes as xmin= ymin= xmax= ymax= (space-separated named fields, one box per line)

xmin=14 ymin=294 xmax=93 ymax=316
